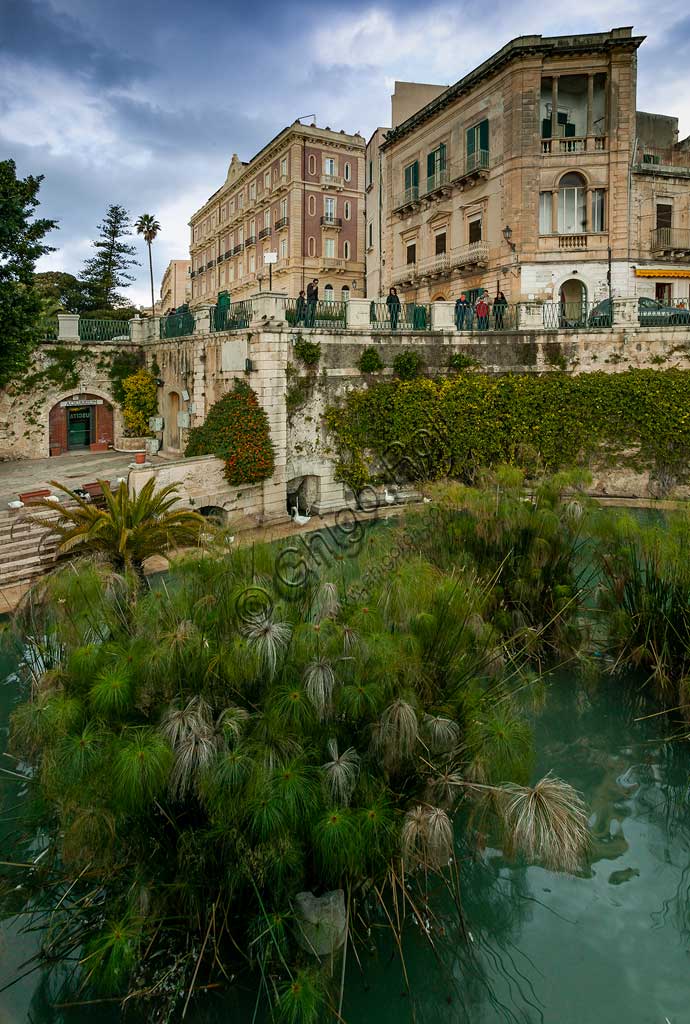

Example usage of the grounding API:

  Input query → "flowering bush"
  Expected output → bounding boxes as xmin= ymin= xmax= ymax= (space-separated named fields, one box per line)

xmin=121 ymin=368 xmax=157 ymax=436
xmin=184 ymin=379 xmax=275 ymax=485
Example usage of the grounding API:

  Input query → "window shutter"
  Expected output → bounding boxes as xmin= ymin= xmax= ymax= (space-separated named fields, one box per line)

xmin=412 ymin=161 xmax=419 ymax=187
xmin=439 ymin=143 xmax=446 ymax=170
xmin=466 ymin=127 xmax=475 ymax=157
xmin=479 ymin=119 xmax=489 ymax=152
xmin=404 ymin=164 xmax=411 ymax=190
xmin=427 ymin=152 xmax=435 ymax=178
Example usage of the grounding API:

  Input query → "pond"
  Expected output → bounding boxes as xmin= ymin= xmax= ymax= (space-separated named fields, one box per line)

xmin=2 ymin=622 xmax=688 ymax=1023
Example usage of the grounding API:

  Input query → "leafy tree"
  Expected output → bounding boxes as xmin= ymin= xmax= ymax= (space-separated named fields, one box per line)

xmin=0 ymin=159 xmax=57 ymax=387
xmin=79 ymin=205 xmax=139 ymax=309
xmin=134 ymin=214 xmax=161 ymax=315
xmin=33 ymin=270 xmax=86 ymax=313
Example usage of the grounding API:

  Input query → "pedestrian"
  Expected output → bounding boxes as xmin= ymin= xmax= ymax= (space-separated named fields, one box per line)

xmin=475 ymin=292 xmax=490 ymax=331
xmin=455 ymin=292 xmax=471 ymax=331
xmin=386 ymin=286 xmax=401 ymax=330
xmin=295 ymin=289 xmax=307 ymax=325
xmin=494 ymin=290 xmax=508 ymax=329
xmin=306 ymin=278 xmax=319 ymax=327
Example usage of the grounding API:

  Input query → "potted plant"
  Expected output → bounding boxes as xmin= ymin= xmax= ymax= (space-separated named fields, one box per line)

xmin=134 ymin=451 xmax=147 ymax=465
xmin=49 ymin=444 xmax=62 ymax=457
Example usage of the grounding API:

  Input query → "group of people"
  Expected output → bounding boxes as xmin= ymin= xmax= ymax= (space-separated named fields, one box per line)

xmin=294 ymin=279 xmax=320 ymax=326
xmin=455 ymin=290 xmax=508 ymax=330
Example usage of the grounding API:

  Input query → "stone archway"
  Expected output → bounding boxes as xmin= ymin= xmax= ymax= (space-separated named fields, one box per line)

xmin=164 ymin=392 xmax=181 ymax=450
xmin=48 ymin=392 xmax=114 ymax=456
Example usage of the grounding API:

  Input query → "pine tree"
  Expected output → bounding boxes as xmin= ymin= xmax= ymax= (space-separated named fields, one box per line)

xmin=0 ymin=159 xmax=57 ymax=388
xmin=79 ymin=205 xmax=139 ymax=310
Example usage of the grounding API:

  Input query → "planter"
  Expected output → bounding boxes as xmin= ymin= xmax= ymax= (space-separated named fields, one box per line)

xmin=90 ymin=441 xmax=109 ymax=453
xmin=134 ymin=452 xmax=147 ymax=465
xmin=49 ymin=445 xmax=62 ymax=457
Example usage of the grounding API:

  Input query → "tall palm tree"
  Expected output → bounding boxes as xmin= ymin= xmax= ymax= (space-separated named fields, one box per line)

xmin=135 ymin=214 xmax=161 ymax=315
xmin=33 ymin=478 xmax=208 ymax=580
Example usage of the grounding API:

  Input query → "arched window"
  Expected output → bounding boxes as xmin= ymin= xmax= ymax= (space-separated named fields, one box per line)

xmin=308 ymin=235 xmax=316 ymax=257
xmin=343 ymin=240 xmax=351 ymax=260
xmin=344 ymin=201 xmax=351 ymax=220
xmin=558 ymin=172 xmax=586 ymax=234
xmin=342 ymin=285 xmax=350 ymax=302
xmin=344 ymin=162 xmax=351 ymax=181
xmin=308 ymin=195 xmax=316 ymax=216
xmin=308 ymin=154 xmax=316 ymax=175
xmin=324 ymin=284 xmax=334 ymax=302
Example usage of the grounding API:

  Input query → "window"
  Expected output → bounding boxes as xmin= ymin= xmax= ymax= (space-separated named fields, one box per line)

xmin=249 ymin=182 xmax=256 ymax=200
xmin=229 ymin=264 xmax=235 ymax=281
xmin=657 ymin=203 xmax=673 ymax=230
xmin=324 ymin=157 xmax=336 ymax=176
xmin=539 ymin=192 xmax=552 ymax=234
xmin=558 ymin=172 xmax=586 ymax=234
xmin=229 ymin=232 xmax=234 ymax=249
xmin=220 ymin=267 xmax=225 ymax=284
xmin=280 ymin=237 xmax=288 ymax=259
xmin=249 ymin=219 xmax=255 ymax=236
xmin=344 ymin=162 xmax=351 ymax=181
xmin=435 ymin=232 xmax=446 ymax=255
xmin=325 ymin=238 xmax=335 ymax=258
xmin=230 ymin=199 xmax=235 ymax=214
xmin=280 ymin=156 xmax=288 ymax=176
xmin=238 ymin=227 xmax=244 ymax=244
xmin=308 ymin=154 xmax=316 ymax=175
xmin=237 ymin=262 xmax=243 ymax=279
xmin=344 ymin=201 xmax=351 ymax=220
xmin=308 ymin=195 xmax=316 ymax=216
xmin=324 ymin=284 xmax=334 ymax=301
xmin=308 ymin=235 xmax=316 ymax=256
xmin=466 ymin=119 xmax=489 ymax=171
xmin=280 ymin=198 xmax=288 ymax=219
xmin=342 ymin=285 xmax=350 ymax=301
xmin=591 ymin=189 xmax=606 ymax=232
xmin=404 ymin=160 xmax=419 ymax=199
xmin=264 ymin=171 xmax=271 ymax=189
xmin=249 ymin=253 xmax=255 ymax=273
xmin=368 ymin=159 xmax=373 ymax=186
xmin=368 ymin=222 xmax=373 ymax=248
xmin=264 ymin=209 xmax=271 ymax=228
xmin=468 ymin=218 xmax=482 ymax=243
xmin=344 ymin=240 xmax=351 ymax=259
xmin=406 ymin=242 xmax=416 ymax=265
xmin=427 ymin=144 xmax=447 ymax=185
xmin=325 ymin=197 xmax=336 ymax=219
xmin=238 ymin=193 xmax=244 ymax=209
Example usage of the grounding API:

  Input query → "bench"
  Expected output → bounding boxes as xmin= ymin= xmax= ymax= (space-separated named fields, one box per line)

xmin=81 ymin=482 xmax=106 ymax=507
xmin=18 ymin=489 xmax=52 ymax=505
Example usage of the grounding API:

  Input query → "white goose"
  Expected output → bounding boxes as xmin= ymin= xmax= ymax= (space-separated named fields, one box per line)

xmin=291 ymin=505 xmax=311 ymax=526
xmin=383 ymin=488 xmax=396 ymax=506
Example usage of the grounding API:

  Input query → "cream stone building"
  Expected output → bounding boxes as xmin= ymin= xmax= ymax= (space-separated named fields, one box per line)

xmin=189 ymin=122 xmax=366 ymax=307
xmin=375 ymin=28 xmax=690 ymax=309
xmin=159 ymin=259 xmax=191 ymax=313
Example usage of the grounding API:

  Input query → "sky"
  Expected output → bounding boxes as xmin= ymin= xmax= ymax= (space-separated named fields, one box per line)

xmin=2 ymin=0 xmax=690 ymax=307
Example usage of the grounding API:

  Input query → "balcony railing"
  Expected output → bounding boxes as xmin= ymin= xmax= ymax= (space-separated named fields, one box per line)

xmin=232 ymin=243 xmax=244 ymax=255
xmin=393 ymin=186 xmax=420 ymax=211
xmin=651 ymin=228 xmax=690 ymax=254
xmin=160 ymin=310 xmax=195 ymax=339
xmin=211 ymin=299 xmax=253 ymax=332
xmin=275 ymin=216 xmax=289 ymax=229
xmin=392 ymin=263 xmax=418 ymax=287
xmin=417 ymin=253 xmax=450 ymax=277
xmin=451 ymin=241 xmax=489 ymax=269
xmin=320 ymin=215 xmax=342 ymax=228
xmin=285 ymin=298 xmax=346 ymax=329
xmin=635 ymin=145 xmax=690 ymax=171
xmin=206 ymin=260 xmax=215 ymax=269
xmin=369 ymin=301 xmax=431 ymax=331
xmin=273 ymin=174 xmax=289 ymax=192
xmin=542 ymin=301 xmax=604 ymax=330
xmin=559 ymin=234 xmax=588 ymax=250
xmin=321 ymin=173 xmax=344 ymax=189
xmin=452 ymin=150 xmax=490 ymax=183
xmin=79 ymin=319 xmax=132 ymax=342
xmin=258 ymin=226 xmax=272 ymax=239
xmin=541 ymin=135 xmax=607 ymax=155
xmin=322 ymin=257 xmax=345 ymax=270
xmin=424 ymin=168 xmax=450 ymax=195
xmin=245 ymin=235 xmax=256 ymax=246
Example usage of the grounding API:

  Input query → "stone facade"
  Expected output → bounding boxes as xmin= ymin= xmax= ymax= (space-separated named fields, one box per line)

xmin=188 ymin=123 xmax=366 ymax=308
xmin=159 ymin=259 xmax=191 ymax=314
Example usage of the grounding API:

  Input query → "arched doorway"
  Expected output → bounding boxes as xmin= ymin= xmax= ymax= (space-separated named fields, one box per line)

xmin=48 ymin=393 xmax=114 ymax=456
xmin=559 ymin=278 xmax=587 ymax=326
xmin=431 ymin=293 xmax=447 ymax=301
xmin=165 ymin=392 xmax=180 ymax=450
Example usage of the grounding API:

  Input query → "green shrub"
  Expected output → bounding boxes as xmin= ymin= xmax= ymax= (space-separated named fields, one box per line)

xmin=109 ymin=349 xmax=145 ymax=405
xmin=185 ymin=379 xmax=275 ymax=485
xmin=449 ymin=352 xmax=480 ymax=371
xmin=293 ymin=335 xmax=321 ymax=367
xmin=393 ymin=350 xmax=425 ymax=380
xmin=358 ymin=347 xmax=384 ymax=373
xmin=121 ymin=368 xmax=157 ymax=437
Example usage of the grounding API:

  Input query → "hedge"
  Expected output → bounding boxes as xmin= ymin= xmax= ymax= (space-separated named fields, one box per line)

xmin=185 ymin=379 xmax=274 ymax=485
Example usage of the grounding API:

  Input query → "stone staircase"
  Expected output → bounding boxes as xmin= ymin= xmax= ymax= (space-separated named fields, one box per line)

xmin=0 ymin=507 xmax=61 ymax=588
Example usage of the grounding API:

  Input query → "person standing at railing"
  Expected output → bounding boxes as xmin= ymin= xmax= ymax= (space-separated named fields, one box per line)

xmin=475 ymin=292 xmax=490 ymax=331
xmin=386 ymin=286 xmax=401 ymax=330
xmin=493 ymin=290 xmax=507 ymax=329
xmin=295 ymin=290 xmax=307 ymax=325
xmin=306 ymin=279 xmax=319 ymax=327
xmin=455 ymin=292 xmax=471 ymax=331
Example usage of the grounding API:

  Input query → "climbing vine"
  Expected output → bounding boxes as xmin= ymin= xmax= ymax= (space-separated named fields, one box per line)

xmin=121 ymin=368 xmax=158 ymax=437
xmin=324 ymin=369 xmax=690 ymax=492
xmin=184 ymin=379 xmax=275 ymax=485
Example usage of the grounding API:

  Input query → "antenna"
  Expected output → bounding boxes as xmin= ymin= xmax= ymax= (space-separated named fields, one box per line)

xmin=296 ymin=114 xmax=317 ymax=124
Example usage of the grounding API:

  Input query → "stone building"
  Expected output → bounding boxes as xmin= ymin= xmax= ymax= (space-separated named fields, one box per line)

xmin=188 ymin=122 xmax=366 ymax=307
xmin=159 ymin=259 xmax=191 ymax=314
xmin=376 ymin=27 xmax=690 ymax=309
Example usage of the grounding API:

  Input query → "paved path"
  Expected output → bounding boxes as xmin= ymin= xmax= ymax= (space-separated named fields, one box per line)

xmin=0 ymin=451 xmax=144 ymax=506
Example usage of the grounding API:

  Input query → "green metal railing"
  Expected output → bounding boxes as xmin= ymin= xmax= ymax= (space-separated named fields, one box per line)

xmin=78 ymin=319 xmax=132 ymax=342
xmin=286 ymin=299 xmax=347 ymax=329
xmin=369 ymin=302 xmax=431 ymax=331
xmin=455 ymin=302 xmax=520 ymax=332
xmin=160 ymin=310 xmax=195 ymax=339
xmin=542 ymin=302 xmax=604 ymax=330
xmin=211 ymin=300 xmax=253 ymax=331
xmin=43 ymin=319 xmax=58 ymax=341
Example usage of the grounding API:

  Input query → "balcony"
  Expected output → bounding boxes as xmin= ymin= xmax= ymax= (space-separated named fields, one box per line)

xmin=417 ymin=253 xmax=450 ymax=279
xmin=206 ymin=260 xmax=215 ymax=269
xmin=232 ymin=243 xmax=244 ymax=255
xmin=245 ymin=235 xmax=256 ymax=247
xmin=450 ymin=241 xmax=489 ymax=270
xmin=275 ymin=216 xmax=289 ymax=230
xmin=451 ymin=150 xmax=490 ymax=189
xmin=258 ymin=226 xmax=272 ymax=240
xmin=558 ymin=234 xmax=588 ymax=250
xmin=393 ymin=186 xmax=421 ymax=215
xmin=423 ymin=168 xmax=451 ymax=199
xmin=321 ymin=173 xmax=344 ymax=190
xmin=651 ymin=228 xmax=690 ymax=258
xmin=273 ymin=174 xmax=289 ymax=192
xmin=320 ymin=215 xmax=342 ymax=229
xmin=392 ymin=263 xmax=418 ymax=288
xmin=224 ymin=250 xmax=231 ymax=260
xmin=322 ymin=257 xmax=346 ymax=272
xmin=541 ymin=135 xmax=607 ymax=155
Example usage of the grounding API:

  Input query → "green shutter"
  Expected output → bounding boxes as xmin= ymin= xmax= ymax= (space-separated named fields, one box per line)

xmin=466 ymin=126 xmax=475 ymax=156
xmin=412 ymin=161 xmax=418 ymax=187
xmin=404 ymin=164 xmax=411 ymax=190
xmin=439 ymin=143 xmax=446 ymax=171
xmin=427 ymin=151 xmax=435 ymax=179
xmin=479 ymin=119 xmax=489 ymax=153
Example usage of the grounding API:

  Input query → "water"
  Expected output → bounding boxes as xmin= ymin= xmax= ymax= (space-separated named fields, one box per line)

xmin=2 ymin=634 xmax=689 ymax=1023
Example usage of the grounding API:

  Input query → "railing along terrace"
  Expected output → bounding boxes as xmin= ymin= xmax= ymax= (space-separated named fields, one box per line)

xmin=369 ymin=301 xmax=431 ymax=331
xmin=541 ymin=136 xmax=606 ymax=155
xmin=79 ymin=318 xmax=132 ymax=342
xmin=285 ymin=299 xmax=347 ymax=329
xmin=44 ymin=319 xmax=58 ymax=341
xmin=211 ymin=300 xmax=253 ymax=331
xmin=456 ymin=303 xmax=520 ymax=332
xmin=542 ymin=302 xmax=606 ymax=330
xmin=160 ymin=310 xmax=195 ymax=339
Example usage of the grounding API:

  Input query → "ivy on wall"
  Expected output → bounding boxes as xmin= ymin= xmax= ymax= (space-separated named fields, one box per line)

xmin=184 ymin=379 xmax=275 ymax=485
xmin=121 ymin=368 xmax=158 ymax=437
xmin=324 ymin=369 xmax=690 ymax=492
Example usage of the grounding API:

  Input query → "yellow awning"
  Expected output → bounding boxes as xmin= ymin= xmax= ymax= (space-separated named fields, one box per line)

xmin=635 ymin=268 xmax=690 ymax=278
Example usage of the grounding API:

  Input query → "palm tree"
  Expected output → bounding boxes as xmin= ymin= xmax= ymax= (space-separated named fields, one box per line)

xmin=135 ymin=214 xmax=161 ymax=315
xmin=33 ymin=478 xmax=208 ymax=580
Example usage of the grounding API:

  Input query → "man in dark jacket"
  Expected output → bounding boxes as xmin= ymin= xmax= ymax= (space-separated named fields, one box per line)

xmin=306 ymin=279 xmax=318 ymax=327
xmin=454 ymin=293 xmax=471 ymax=331
xmin=295 ymin=290 xmax=307 ymax=325
xmin=386 ymin=286 xmax=401 ymax=329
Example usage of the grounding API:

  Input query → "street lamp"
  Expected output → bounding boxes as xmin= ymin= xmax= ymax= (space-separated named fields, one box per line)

xmin=503 ymin=224 xmax=516 ymax=252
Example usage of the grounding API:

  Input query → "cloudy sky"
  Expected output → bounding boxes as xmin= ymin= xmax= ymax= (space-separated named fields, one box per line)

xmin=2 ymin=0 xmax=689 ymax=305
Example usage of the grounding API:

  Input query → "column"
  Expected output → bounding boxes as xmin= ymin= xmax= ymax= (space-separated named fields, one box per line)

xmin=551 ymin=76 xmax=559 ymax=141
xmin=587 ymin=74 xmax=594 ymax=141
xmin=586 ymin=188 xmax=594 ymax=233
xmin=551 ymin=190 xmax=559 ymax=235
xmin=57 ymin=314 xmax=79 ymax=340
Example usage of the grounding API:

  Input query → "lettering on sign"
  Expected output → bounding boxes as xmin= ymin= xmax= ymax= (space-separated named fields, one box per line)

xmin=60 ymin=399 xmax=103 ymax=407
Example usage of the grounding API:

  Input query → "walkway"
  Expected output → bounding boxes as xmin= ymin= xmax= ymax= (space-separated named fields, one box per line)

xmin=0 ymin=451 xmax=144 ymax=506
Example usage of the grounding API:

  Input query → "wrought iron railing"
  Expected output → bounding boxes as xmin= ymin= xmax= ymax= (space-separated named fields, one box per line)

xmin=258 ymin=226 xmax=272 ymax=240
xmin=651 ymin=228 xmax=690 ymax=251
xmin=425 ymin=168 xmax=449 ymax=194
xmin=211 ymin=300 xmax=253 ymax=331
xmin=393 ymin=186 xmax=420 ymax=209
xmin=542 ymin=302 xmax=605 ymax=330
xmin=245 ymin=235 xmax=256 ymax=246
xmin=275 ymin=216 xmax=289 ymax=229
xmin=456 ymin=303 xmax=520 ymax=332
xmin=464 ymin=149 xmax=490 ymax=175
xmin=160 ymin=310 xmax=195 ymax=339
xmin=79 ymin=319 xmax=132 ymax=342
xmin=43 ymin=319 xmax=59 ymax=341
xmin=320 ymin=215 xmax=342 ymax=227
xmin=286 ymin=298 xmax=347 ymax=329
xmin=369 ymin=301 xmax=431 ymax=331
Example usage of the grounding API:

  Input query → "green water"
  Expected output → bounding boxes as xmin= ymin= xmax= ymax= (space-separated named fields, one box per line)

xmin=2 ymin=636 xmax=689 ymax=1022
